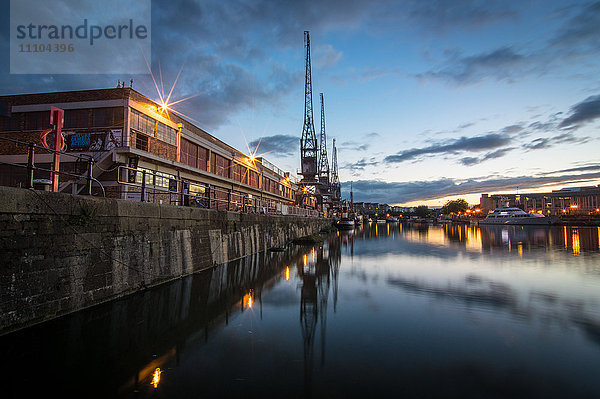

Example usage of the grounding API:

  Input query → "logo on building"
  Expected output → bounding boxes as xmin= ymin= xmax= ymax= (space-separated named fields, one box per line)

xmin=10 ymin=0 xmax=151 ymax=74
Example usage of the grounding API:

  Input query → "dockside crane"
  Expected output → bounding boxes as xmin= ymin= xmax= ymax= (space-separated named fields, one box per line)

xmin=318 ymin=92 xmax=330 ymax=187
xmin=330 ymin=139 xmax=341 ymax=202
xmin=299 ymin=30 xmax=319 ymax=185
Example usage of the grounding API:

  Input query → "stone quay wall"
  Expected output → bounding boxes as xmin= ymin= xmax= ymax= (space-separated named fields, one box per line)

xmin=0 ymin=186 xmax=332 ymax=335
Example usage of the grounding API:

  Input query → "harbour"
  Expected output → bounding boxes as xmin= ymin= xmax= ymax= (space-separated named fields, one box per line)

xmin=1 ymin=1 xmax=600 ymax=398
xmin=2 ymin=222 xmax=599 ymax=398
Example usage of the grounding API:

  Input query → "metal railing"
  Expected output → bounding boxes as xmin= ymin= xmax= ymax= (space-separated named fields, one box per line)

xmin=116 ymin=165 xmax=320 ymax=217
xmin=0 ymin=135 xmax=319 ymax=217
xmin=0 ymin=135 xmax=105 ymax=196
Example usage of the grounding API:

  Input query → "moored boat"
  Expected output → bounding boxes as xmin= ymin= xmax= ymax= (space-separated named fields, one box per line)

xmin=479 ymin=205 xmax=557 ymax=225
xmin=336 ymin=203 xmax=355 ymax=229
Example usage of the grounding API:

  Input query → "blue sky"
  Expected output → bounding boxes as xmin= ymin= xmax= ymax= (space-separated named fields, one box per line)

xmin=2 ymin=0 xmax=599 ymax=205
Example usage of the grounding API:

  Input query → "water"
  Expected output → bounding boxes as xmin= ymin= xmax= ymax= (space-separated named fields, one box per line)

xmin=2 ymin=223 xmax=600 ymax=398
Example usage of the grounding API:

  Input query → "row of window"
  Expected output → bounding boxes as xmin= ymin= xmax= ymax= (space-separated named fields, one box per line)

xmin=129 ymin=108 xmax=176 ymax=145
xmin=0 ymin=107 xmax=124 ymax=132
xmin=179 ymin=138 xmax=292 ymax=197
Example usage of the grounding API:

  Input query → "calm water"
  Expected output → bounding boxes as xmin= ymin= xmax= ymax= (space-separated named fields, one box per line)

xmin=2 ymin=223 xmax=600 ymax=398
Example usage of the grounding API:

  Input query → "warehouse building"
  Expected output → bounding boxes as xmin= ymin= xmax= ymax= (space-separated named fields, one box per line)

xmin=0 ymin=87 xmax=309 ymax=215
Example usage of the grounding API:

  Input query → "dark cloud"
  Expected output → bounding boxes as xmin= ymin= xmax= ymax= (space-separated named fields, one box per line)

xmin=342 ymin=170 xmax=600 ymax=204
xmin=384 ymin=93 xmax=594 ymax=168
xmin=416 ymin=46 xmax=539 ymax=85
xmin=417 ymin=2 xmax=600 ymax=86
xmin=459 ymin=147 xmax=514 ymax=166
xmin=249 ymin=134 xmax=299 ymax=157
xmin=384 ymin=133 xmax=505 ymax=164
xmin=339 ymin=141 xmax=370 ymax=151
xmin=525 ymin=131 xmax=590 ymax=151
xmin=559 ymin=95 xmax=600 ymax=128
xmin=540 ymin=163 xmax=600 ymax=176
xmin=343 ymin=158 xmax=379 ymax=171
xmin=397 ymin=0 xmax=518 ymax=33
xmin=551 ymin=2 xmax=600 ymax=49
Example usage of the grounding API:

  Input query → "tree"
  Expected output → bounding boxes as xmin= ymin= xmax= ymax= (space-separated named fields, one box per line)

xmin=414 ymin=205 xmax=430 ymax=218
xmin=441 ymin=199 xmax=469 ymax=215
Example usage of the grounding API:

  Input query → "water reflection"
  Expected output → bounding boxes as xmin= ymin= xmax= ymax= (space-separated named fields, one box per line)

xmin=352 ymin=221 xmax=600 ymax=257
xmin=2 ymin=222 xmax=600 ymax=398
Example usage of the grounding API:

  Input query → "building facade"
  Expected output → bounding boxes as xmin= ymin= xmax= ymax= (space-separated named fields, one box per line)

xmin=0 ymin=87 xmax=307 ymax=215
xmin=480 ymin=186 xmax=600 ymax=216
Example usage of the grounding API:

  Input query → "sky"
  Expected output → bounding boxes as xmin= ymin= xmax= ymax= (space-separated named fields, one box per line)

xmin=1 ymin=0 xmax=599 ymax=206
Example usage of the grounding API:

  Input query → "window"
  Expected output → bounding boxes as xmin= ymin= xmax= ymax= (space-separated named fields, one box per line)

xmin=210 ymin=153 xmax=230 ymax=178
xmin=0 ymin=113 xmax=22 ymax=132
xmin=23 ymin=111 xmax=50 ymax=131
xmin=156 ymin=122 xmax=176 ymax=145
xmin=180 ymin=138 xmax=198 ymax=168
xmin=130 ymin=108 xmax=155 ymax=136
xmin=248 ymin=170 xmax=258 ymax=187
xmin=231 ymin=163 xmax=246 ymax=184
xmin=130 ymin=108 xmax=176 ymax=145
xmin=92 ymin=107 xmax=123 ymax=128
xmin=154 ymin=171 xmax=175 ymax=189
xmin=135 ymin=133 xmax=148 ymax=151
xmin=197 ymin=147 xmax=208 ymax=171
xmin=64 ymin=109 xmax=90 ymax=129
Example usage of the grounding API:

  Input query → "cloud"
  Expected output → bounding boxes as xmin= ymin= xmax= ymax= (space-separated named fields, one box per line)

xmin=343 ymin=157 xmax=379 ymax=171
xmin=339 ymin=140 xmax=370 ymax=152
xmin=343 ymin=169 xmax=600 ymax=204
xmin=559 ymin=95 xmax=600 ymax=128
xmin=540 ymin=163 xmax=600 ymax=176
xmin=416 ymin=46 xmax=543 ymax=85
xmin=249 ymin=134 xmax=299 ymax=157
xmin=551 ymin=2 xmax=600 ymax=49
xmin=416 ymin=2 xmax=600 ymax=86
xmin=384 ymin=133 xmax=505 ymax=164
xmin=383 ymin=93 xmax=594 ymax=168
xmin=459 ymin=147 xmax=515 ymax=166
xmin=314 ymin=44 xmax=343 ymax=69
xmin=401 ymin=0 xmax=518 ymax=33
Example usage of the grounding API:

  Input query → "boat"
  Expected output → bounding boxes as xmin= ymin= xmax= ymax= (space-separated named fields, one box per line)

xmin=336 ymin=218 xmax=355 ymax=229
xmin=335 ymin=203 xmax=355 ymax=230
xmin=386 ymin=215 xmax=399 ymax=223
xmin=479 ymin=205 xmax=557 ymax=225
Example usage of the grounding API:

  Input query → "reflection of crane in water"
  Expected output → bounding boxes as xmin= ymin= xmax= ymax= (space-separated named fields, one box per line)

xmin=298 ymin=239 xmax=341 ymax=396
xmin=299 ymin=249 xmax=318 ymax=395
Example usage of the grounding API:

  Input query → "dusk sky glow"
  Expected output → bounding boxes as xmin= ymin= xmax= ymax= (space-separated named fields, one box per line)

xmin=2 ymin=0 xmax=599 ymax=206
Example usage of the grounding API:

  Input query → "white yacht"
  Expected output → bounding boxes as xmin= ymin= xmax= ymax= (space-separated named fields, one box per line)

xmin=480 ymin=206 xmax=556 ymax=225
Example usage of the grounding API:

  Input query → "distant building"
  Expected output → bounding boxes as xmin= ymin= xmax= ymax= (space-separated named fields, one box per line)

xmin=480 ymin=186 xmax=600 ymax=216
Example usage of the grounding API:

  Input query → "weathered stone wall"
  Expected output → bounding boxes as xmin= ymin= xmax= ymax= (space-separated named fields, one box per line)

xmin=0 ymin=186 xmax=331 ymax=335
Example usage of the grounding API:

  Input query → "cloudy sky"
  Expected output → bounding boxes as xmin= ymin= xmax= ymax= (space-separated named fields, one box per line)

xmin=2 ymin=0 xmax=599 ymax=205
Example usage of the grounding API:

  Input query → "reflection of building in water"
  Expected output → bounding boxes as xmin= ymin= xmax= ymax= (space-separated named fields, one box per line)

xmin=367 ymin=222 xmax=600 ymax=256
xmin=479 ymin=225 xmax=600 ymax=255
xmin=297 ymin=238 xmax=340 ymax=397
xmin=120 ymin=247 xmax=309 ymax=395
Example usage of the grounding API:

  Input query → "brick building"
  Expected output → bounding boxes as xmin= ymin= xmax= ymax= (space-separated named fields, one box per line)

xmin=0 ymin=87 xmax=305 ymax=214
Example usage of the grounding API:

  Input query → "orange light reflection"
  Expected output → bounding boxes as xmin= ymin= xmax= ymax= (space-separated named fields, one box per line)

xmin=151 ymin=368 xmax=162 ymax=389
